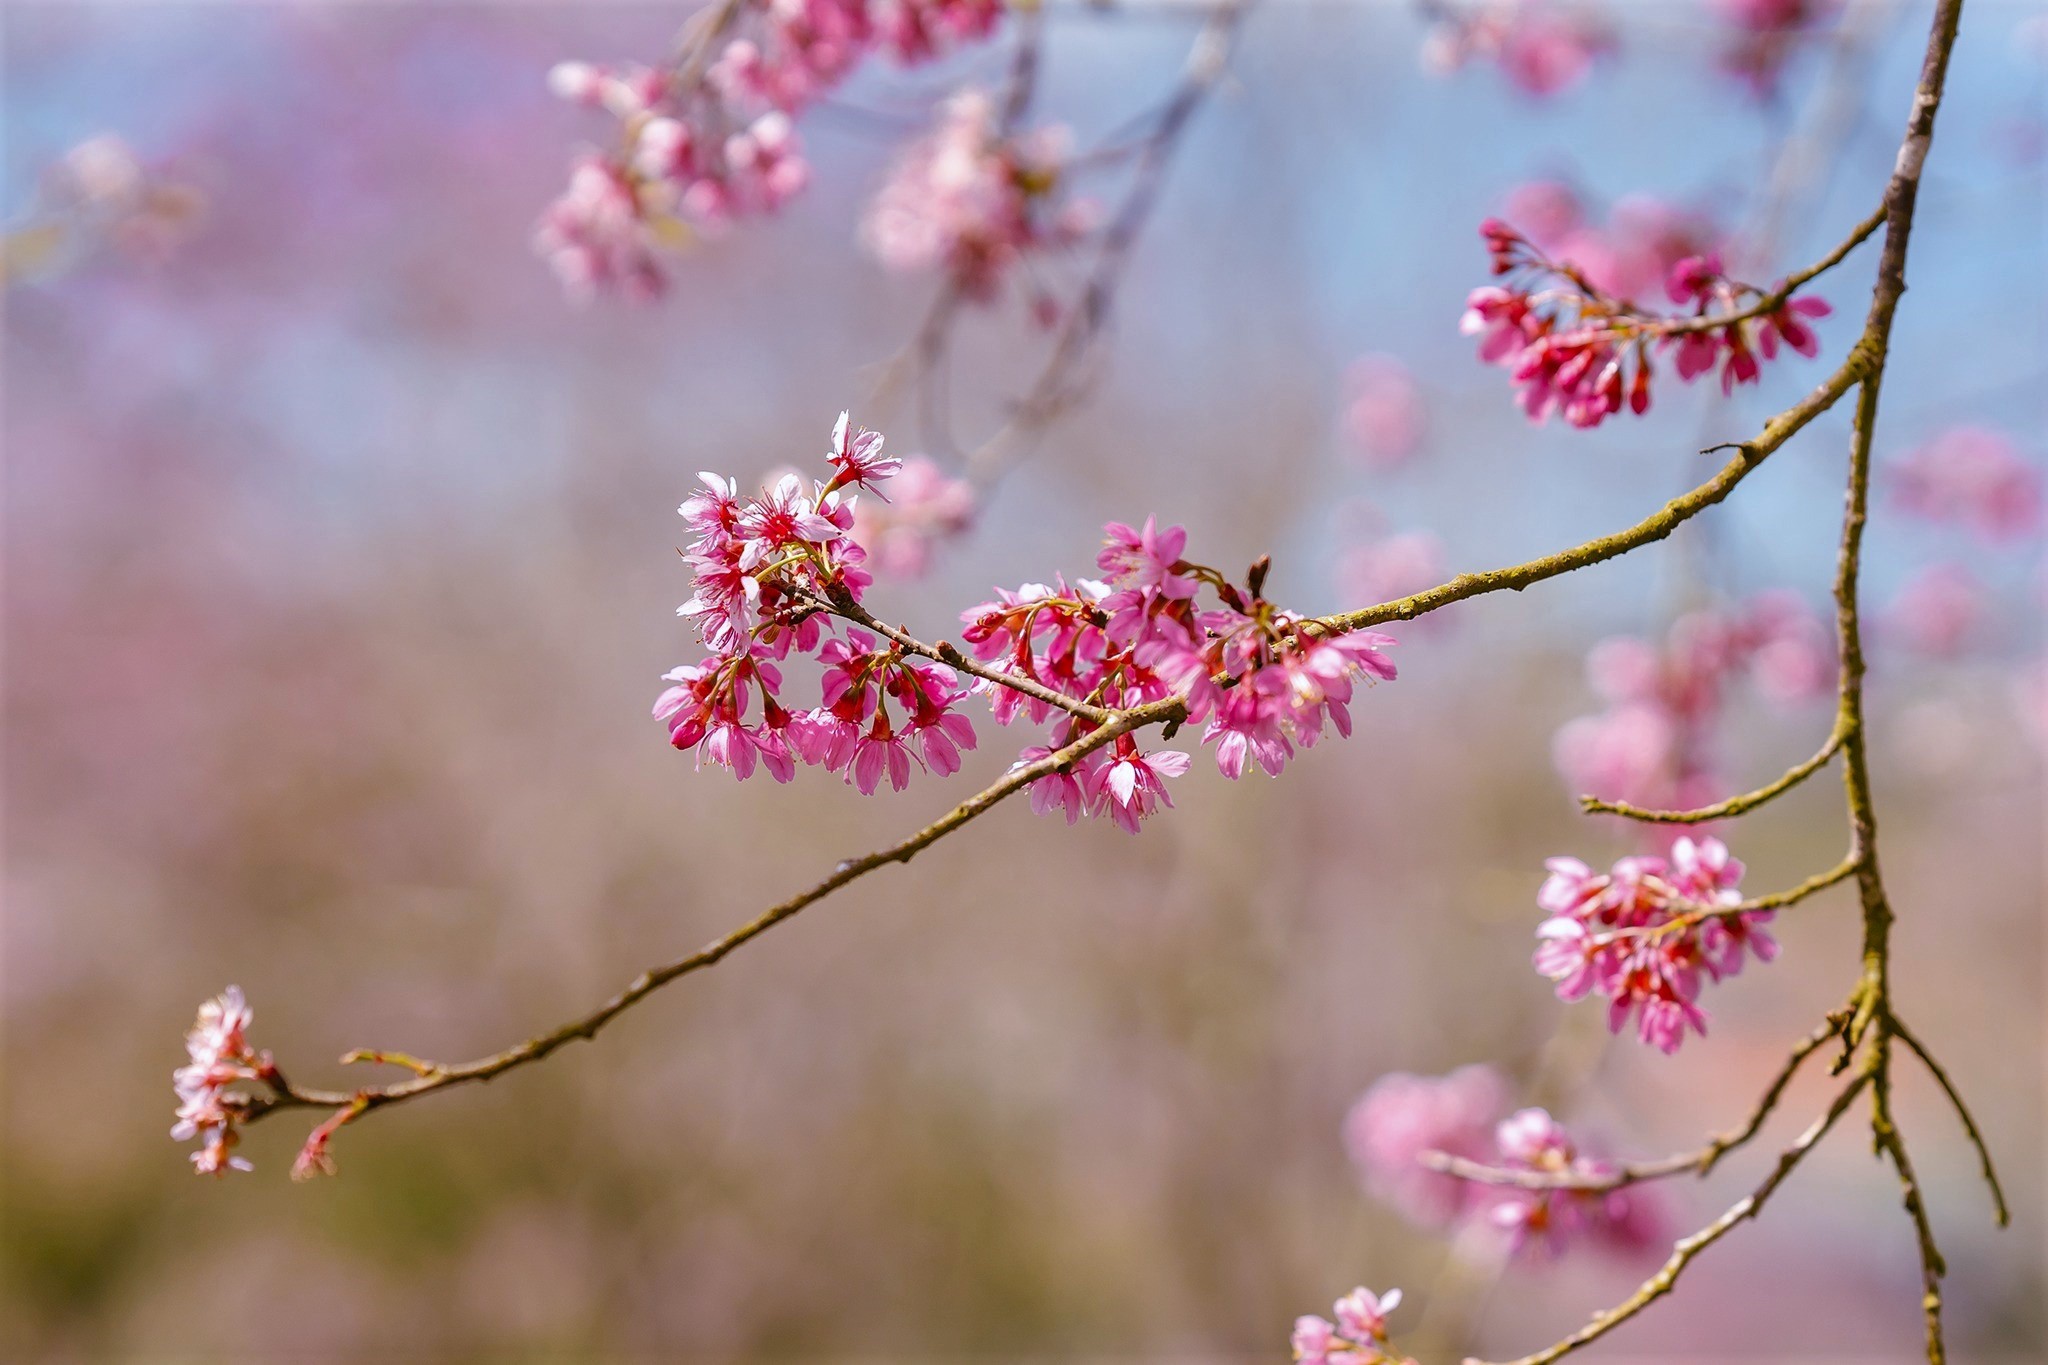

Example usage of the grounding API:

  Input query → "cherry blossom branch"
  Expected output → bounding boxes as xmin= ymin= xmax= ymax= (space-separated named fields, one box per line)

xmin=1421 ymin=1012 xmax=1847 ymax=1194
xmin=1579 ymin=719 xmax=1846 ymax=822
xmin=1473 ymin=5 xmax=1991 ymax=1363
xmin=239 ymin=692 xmax=1187 ymax=1124
xmin=1467 ymin=1068 xmax=1874 ymax=1365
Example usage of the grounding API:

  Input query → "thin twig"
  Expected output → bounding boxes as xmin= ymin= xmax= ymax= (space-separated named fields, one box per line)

xmin=1468 ymin=1070 xmax=1873 ymax=1365
xmin=1581 ymin=723 xmax=1845 ymax=823
xmin=244 ymin=694 xmax=1185 ymax=1122
xmin=1422 ymin=1012 xmax=1846 ymax=1193
xmin=1891 ymin=1014 xmax=2009 ymax=1227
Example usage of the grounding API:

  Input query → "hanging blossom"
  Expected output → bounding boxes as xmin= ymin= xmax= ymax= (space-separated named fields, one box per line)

xmin=172 ymin=986 xmax=269 ymax=1176
xmin=653 ymin=414 xmax=1399 ymax=834
xmin=537 ymin=0 xmax=1004 ymax=299
xmin=850 ymin=455 xmax=976 ymax=578
xmin=1291 ymin=1286 xmax=1415 ymax=1365
xmin=862 ymin=87 xmax=1098 ymax=310
xmin=1483 ymin=1108 xmax=1663 ymax=1257
xmin=1532 ymin=835 xmax=1774 ymax=1054
xmin=1419 ymin=1 xmax=1614 ymax=99
xmin=1462 ymin=217 xmax=1832 ymax=427
xmin=1712 ymin=0 xmax=1838 ymax=98
xmin=1344 ymin=1069 xmax=1665 ymax=1256
xmin=1554 ymin=592 xmax=1834 ymax=826
xmin=1344 ymin=1065 xmax=1508 ymax=1228
xmin=1884 ymin=424 xmax=2043 ymax=540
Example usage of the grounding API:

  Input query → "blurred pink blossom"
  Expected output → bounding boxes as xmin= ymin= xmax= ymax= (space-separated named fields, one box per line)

xmin=1343 ymin=1065 xmax=1509 ymax=1228
xmin=1885 ymin=425 xmax=2043 ymax=540
xmin=849 ymin=456 xmax=976 ymax=578
xmin=1880 ymin=562 xmax=1985 ymax=658
xmin=1340 ymin=355 xmax=1427 ymax=468
xmin=1421 ymin=2 xmax=1614 ymax=99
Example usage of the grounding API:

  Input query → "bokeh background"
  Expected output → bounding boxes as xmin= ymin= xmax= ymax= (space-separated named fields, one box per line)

xmin=4 ymin=1 xmax=2043 ymax=1359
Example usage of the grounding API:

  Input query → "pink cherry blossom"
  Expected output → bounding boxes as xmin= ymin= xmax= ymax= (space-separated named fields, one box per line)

xmin=1881 ymin=562 xmax=1986 ymax=658
xmin=1420 ymin=2 xmax=1614 ymax=99
xmin=172 ymin=986 xmax=266 ymax=1176
xmin=863 ymin=88 xmax=1093 ymax=307
xmin=851 ymin=456 xmax=976 ymax=578
xmin=1885 ymin=425 xmax=2043 ymax=539
xmin=1290 ymin=1285 xmax=1410 ymax=1364
xmin=1343 ymin=1065 xmax=1509 ymax=1228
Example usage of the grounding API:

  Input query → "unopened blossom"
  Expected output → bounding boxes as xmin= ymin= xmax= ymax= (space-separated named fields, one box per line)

xmin=863 ymin=88 xmax=1095 ymax=306
xmin=1292 ymin=1285 xmax=1412 ymax=1365
xmin=1532 ymin=836 xmax=1769 ymax=1053
xmin=172 ymin=986 xmax=267 ymax=1176
xmin=1343 ymin=1065 xmax=1509 ymax=1228
xmin=1340 ymin=355 xmax=1427 ymax=468
xmin=1463 ymin=216 xmax=1829 ymax=427
xmin=1885 ymin=425 xmax=2043 ymax=539
xmin=1881 ymin=562 xmax=1985 ymax=658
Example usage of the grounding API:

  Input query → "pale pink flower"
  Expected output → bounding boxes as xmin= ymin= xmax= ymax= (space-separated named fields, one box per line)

xmin=1886 ymin=426 xmax=2043 ymax=539
xmin=851 ymin=456 xmax=975 ymax=579
xmin=1098 ymin=518 xmax=1197 ymax=599
xmin=1340 ymin=355 xmax=1427 ymax=468
xmin=1881 ymin=562 xmax=1985 ymax=658
xmin=826 ymin=410 xmax=903 ymax=495
xmin=1344 ymin=1065 xmax=1509 ymax=1228
xmin=172 ymin=986 xmax=265 ymax=1176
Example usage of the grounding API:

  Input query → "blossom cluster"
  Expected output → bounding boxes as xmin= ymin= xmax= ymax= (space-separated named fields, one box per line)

xmin=537 ymin=0 xmax=1004 ymax=298
xmin=967 ymin=522 xmax=1399 ymax=831
xmin=1344 ymin=1068 xmax=1663 ymax=1257
xmin=654 ymin=414 xmax=978 ymax=789
xmin=1292 ymin=1286 xmax=1412 ymax=1365
xmin=171 ymin=986 xmax=266 ymax=1176
xmin=1463 ymin=216 xmax=1831 ymax=427
xmin=1533 ymin=835 xmax=1773 ymax=1053
xmin=1885 ymin=424 xmax=2043 ymax=541
xmin=1419 ymin=1 xmax=1613 ymax=99
xmin=1554 ymin=591 xmax=1833 ymax=823
xmin=655 ymin=415 xmax=1399 ymax=835
xmin=850 ymin=455 xmax=976 ymax=578
xmin=864 ymin=88 xmax=1096 ymax=309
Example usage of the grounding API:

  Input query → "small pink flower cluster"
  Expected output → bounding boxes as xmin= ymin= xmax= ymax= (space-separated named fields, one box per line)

xmin=1292 ymin=1287 xmax=1412 ymax=1365
xmin=863 ymin=88 xmax=1096 ymax=308
xmin=850 ymin=455 xmax=976 ymax=578
xmin=538 ymin=0 xmax=1004 ymax=298
xmin=1554 ymin=592 xmax=1833 ymax=821
xmin=963 ymin=521 xmax=1398 ymax=833
xmin=1345 ymin=1069 xmax=1662 ymax=1256
xmin=1533 ymin=836 xmax=1773 ymax=1053
xmin=1463 ymin=217 xmax=1831 ymax=427
xmin=1485 ymin=1107 xmax=1661 ymax=1256
xmin=1344 ymin=1064 xmax=1507 ymax=1227
xmin=172 ymin=986 xmax=267 ymax=1176
xmin=1419 ymin=1 xmax=1613 ymax=99
xmin=655 ymin=414 xmax=978 ymax=788
xmin=1885 ymin=425 xmax=2043 ymax=540
xmin=1713 ymin=0 xmax=1836 ymax=97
